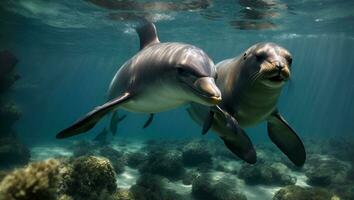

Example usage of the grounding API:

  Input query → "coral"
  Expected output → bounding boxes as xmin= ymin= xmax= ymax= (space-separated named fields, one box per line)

xmin=273 ymin=185 xmax=340 ymax=200
xmin=0 ymin=135 xmax=30 ymax=168
xmin=304 ymin=155 xmax=350 ymax=187
xmin=99 ymin=146 xmax=126 ymax=174
xmin=130 ymin=173 xmax=182 ymax=200
xmin=138 ymin=149 xmax=185 ymax=180
xmin=192 ymin=173 xmax=247 ymax=200
xmin=0 ymin=159 xmax=62 ymax=200
xmin=238 ymin=162 xmax=296 ymax=186
xmin=62 ymin=156 xmax=117 ymax=200
xmin=113 ymin=188 xmax=134 ymax=200
xmin=181 ymin=140 xmax=212 ymax=167
xmin=0 ymin=155 xmax=119 ymax=200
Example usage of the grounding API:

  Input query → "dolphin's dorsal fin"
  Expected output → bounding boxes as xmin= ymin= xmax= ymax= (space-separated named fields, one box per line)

xmin=136 ymin=21 xmax=160 ymax=50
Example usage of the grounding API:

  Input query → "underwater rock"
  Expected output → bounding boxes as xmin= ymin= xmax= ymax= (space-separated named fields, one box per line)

xmin=62 ymin=156 xmax=117 ymax=200
xmin=0 ymin=159 xmax=62 ymax=200
xmin=273 ymin=185 xmax=340 ymax=200
xmin=238 ymin=162 xmax=296 ymax=186
xmin=331 ymin=184 xmax=354 ymax=200
xmin=69 ymin=140 xmax=98 ymax=157
xmin=181 ymin=140 xmax=212 ymax=167
xmin=182 ymin=170 xmax=201 ymax=185
xmin=130 ymin=173 xmax=182 ymax=200
xmin=0 ymin=135 xmax=30 ymax=168
xmin=304 ymin=154 xmax=350 ymax=187
xmin=0 ymin=102 xmax=21 ymax=133
xmin=99 ymin=146 xmax=127 ymax=174
xmin=126 ymin=151 xmax=148 ymax=169
xmin=139 ymin=149 xmax=185 ymax=180
xmin=192 ymin=173 xmax=247 ymax=200
xmin=326 ymin=137 xmax=354 ymax=164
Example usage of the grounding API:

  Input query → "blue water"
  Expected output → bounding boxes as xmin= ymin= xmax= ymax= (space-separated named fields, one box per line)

xmin=0 ymin=0 xmax=354 ymax=199
xmin=1 ymin=0 xmax=353 ymax=145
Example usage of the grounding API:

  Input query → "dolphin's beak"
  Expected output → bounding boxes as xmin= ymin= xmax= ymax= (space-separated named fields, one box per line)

xmin=193 ymin=77 xmax=222 ymax=105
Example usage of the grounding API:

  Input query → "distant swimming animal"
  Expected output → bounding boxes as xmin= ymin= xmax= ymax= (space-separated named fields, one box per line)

xmin=93 ymin=128 xmax=109 ymax=145
xmin=188 ymin=43 xmax=306 ymax=166
xmin=110 ymin=112 xmax=127 ymax=136
xmin=56 ymin=21 xmax=224 ymax=139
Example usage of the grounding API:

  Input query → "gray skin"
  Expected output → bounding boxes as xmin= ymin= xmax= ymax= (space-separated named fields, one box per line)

xmin=56 ymin=21 xmax=222 ymax=139
xmin=188 ymin=43 xmax=306 ymax=166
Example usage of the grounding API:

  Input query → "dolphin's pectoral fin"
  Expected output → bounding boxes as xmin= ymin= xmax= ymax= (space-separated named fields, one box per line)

xmin=143 ymin=113 xmax=154 ymax=128
xmin=267 ymin=111 xmax=306 ymax=166
xmin=202 ymin=110 xmax=214 ymax=135
xmin=110 ymin=111 xmax=127 ymax=136
xmin=220 ymin=128 xmax=257 ymax=164
xmin=56 ymin=92 xmax=132 ymax=139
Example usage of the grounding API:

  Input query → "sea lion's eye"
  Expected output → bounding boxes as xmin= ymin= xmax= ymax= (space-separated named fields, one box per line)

xmin=256 ymin=53 xmax=266 ymax=62
xmin=287 ymin=57 xmax=293 ymax=65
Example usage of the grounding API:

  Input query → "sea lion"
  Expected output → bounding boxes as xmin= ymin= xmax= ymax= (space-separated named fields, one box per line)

xmin=188 ymin=42 xmax=306 ymax=166
xmin=56 ymin=21 xmax=225 ymax=139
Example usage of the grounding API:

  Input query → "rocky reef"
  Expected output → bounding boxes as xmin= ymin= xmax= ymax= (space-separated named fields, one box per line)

xmin=273 ymin=185 xmax=340 ymax=200
xmin=0 ymin=156 xmax=118 ymax=200
xmin=138 ymin=148 xmax=185 ymax=180
xmin=0 ymin=159 xmax=63 ymax=200
xmin=2 ymin=136 xmax=354 ymax=200
xmin=130 ymin=173 xmax=183 ymax=200
xmin=192 ymin=173 xmax=247 ymax=200
xmin=181 ymin=140 xmax=213 ymax=167
xmin=0 ymin=50 xmax=30 ymax=169
xmin=238 ymin=162 xmax=296 ymax=186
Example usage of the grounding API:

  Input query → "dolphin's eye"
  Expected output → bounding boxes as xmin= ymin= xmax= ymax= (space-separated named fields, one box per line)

xmin=177 ymin=65 xmax=200 ymax=77
xmin=243 ymin=53 xmax=247 ymax=60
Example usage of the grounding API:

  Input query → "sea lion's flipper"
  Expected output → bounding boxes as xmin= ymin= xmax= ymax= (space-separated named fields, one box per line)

xmin=267 ymin=111 xmax=306 ymax=166
xmin=136 ymin=20 xmax=160 ymax=50
xmin=110 ymin=111 xmax=127 ymax=136
xmin=220 ymin=129 xmax=257 ymax=164
xmin=214 ymin=105 xmax=239 ymax=134
xmin=56 ymin=92 xmax=132 ymax=139
xmin=202 ymin=110 xmax=214 ymax=135
xmin=143 ymin=113 xmax=154 ymax=128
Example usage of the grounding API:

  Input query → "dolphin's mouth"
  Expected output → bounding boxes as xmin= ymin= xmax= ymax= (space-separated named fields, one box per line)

xmin=181 ymin=78 xmax=221 ymax=104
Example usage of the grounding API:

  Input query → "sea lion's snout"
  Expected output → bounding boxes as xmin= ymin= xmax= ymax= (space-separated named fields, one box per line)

xmin=267 ymin=60 xmax=290 ymax=81
xmin=194 ymin=77 xmax=222 ymax=105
